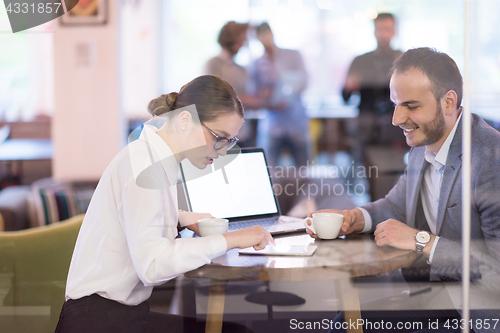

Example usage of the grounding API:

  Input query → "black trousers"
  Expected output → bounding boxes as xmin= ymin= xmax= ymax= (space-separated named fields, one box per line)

xmin=55 ymin=294 xmax=252 ymax=333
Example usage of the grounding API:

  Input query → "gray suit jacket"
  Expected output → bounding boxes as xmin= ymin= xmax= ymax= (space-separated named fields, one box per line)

xmin=363 ymin=113 xmax=500 ymax=285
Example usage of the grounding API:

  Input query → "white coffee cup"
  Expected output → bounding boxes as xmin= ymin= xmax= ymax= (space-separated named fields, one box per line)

xmin=303 ymin=212 xmax=343 ymax=239
xmin=197 ymin=218 xmax=229 ymax=237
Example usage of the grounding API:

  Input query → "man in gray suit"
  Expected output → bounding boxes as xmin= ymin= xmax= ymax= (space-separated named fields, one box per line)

xmin=311 ymin=48 xmax=500 ymax=332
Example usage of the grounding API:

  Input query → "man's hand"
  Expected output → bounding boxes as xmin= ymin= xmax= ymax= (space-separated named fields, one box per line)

xmin=374 ymin=219 xmax=437 ymax=257
xmin=344 ymin=74 xmax=361 ymax=91
xmin=178 ymin=212 xmax=213 ymax=236
xmin=256 ymin=87 xmax=287 ymax=111
xmin=374 ymin=219 xmax=419 ymax=251
xmin=305 ymin=208 xmax=365 ymax=238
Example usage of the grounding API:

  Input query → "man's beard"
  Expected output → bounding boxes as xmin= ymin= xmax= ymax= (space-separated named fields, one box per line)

xmin=406 ymin=103 xmax=446 ymax=147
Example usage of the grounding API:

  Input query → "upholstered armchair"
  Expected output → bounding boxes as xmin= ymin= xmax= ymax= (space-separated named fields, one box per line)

xmin=0 ymin=215 xmax=84 ymax=333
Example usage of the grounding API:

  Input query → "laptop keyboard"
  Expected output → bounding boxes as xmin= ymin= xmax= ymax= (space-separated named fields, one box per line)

xmin=228 ymin=218 xmax=278 ymax=231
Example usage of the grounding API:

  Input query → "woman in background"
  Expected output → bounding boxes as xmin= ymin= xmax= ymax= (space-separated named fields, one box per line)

xmin=56 ymin=75 xmax=273 ymax=333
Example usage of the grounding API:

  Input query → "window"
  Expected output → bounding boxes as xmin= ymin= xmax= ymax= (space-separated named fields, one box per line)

xmin=160 ymin=0 xmax=500 ymax=121
xmin=0 ymin=9 xmax=54 ymax=121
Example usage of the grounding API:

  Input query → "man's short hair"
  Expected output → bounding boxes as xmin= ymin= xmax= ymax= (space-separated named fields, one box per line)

xmin=217 ymin=21 xmax=249 ymax=50
xmin=391 ymin=47 xmax=463 ymax=108
xmin=374 ymin=13 xmax=395 ymax=23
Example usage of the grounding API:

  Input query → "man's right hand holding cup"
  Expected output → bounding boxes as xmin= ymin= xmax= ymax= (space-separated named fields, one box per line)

xmin=305 ymin=208 xmax=366 ymax=239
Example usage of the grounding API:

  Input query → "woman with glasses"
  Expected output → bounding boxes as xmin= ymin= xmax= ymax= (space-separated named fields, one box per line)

xmin=56 ymin=75 xmax=273 ymax=333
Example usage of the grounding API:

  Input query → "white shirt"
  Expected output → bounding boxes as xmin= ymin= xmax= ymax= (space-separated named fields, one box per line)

xmin=66 ymin=125 xmax=227 ymax=305
xmin=360 ymin=112 xmax=462 ymax=263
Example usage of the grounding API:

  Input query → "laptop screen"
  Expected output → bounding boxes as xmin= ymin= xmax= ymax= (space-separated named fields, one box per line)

xmin=180 ymin=149 xmax=279 ymax=220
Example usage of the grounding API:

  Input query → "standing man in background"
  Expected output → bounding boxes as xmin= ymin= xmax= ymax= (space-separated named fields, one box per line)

xmin=252 ymin=22 xmax=309 ymax=168
xmin=342 ymin=13 xmax=403 ymax=168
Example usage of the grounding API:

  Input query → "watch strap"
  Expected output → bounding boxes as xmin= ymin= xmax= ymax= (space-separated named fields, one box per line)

xmin=415 ymin=242 xmax=425 ymax=253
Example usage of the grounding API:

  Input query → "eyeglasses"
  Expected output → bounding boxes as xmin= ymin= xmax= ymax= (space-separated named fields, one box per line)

xmin=201 ymin=122 xmax=239 ymax=151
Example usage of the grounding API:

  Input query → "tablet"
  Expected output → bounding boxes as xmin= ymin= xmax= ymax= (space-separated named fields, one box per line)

xmin=238 ymin=244 xmax=317 ymax=257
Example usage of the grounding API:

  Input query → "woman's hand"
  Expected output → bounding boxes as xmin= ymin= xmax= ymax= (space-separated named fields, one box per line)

xmin=223 ymin=225 xmax=275 ymax=251
xmin=178 ymin=212 xmax=213 ymax=236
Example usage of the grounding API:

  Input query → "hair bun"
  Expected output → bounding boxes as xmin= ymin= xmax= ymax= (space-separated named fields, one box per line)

xmin=147 ymin=92 xmax=178 ymax=117
xmin=165 ymin=92 xmax=178 ymax=110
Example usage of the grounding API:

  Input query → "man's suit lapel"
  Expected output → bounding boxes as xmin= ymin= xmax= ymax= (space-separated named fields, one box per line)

xmin=436 ymin=118 xmax=463 ymax=235
xmin=407 ymin=148 xmax=427 ymax=228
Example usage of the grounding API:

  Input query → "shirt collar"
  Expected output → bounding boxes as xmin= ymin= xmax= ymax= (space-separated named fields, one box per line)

xmin=425 ymin=111 xmax=463 ymax=170
xmin=138 ymin=125 xmax=179 ymax=186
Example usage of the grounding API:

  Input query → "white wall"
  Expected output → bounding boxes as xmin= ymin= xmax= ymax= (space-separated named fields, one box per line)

xmin=53 ymin=0 xmax=125 ymax=180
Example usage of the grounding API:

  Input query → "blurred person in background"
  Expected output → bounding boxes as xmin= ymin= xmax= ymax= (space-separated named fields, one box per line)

xmin=204 ymin=21 xmax=266 ymax=147
xmin=204 ymin=21 xmax=249 ymax=100
xmin=252 ymin=22 xmax=309 ymax=168
xmin=342 ymin=13 xmax=404 ymax=167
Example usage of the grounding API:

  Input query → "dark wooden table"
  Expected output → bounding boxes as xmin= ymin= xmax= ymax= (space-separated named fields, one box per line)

xmin=0 ymin=139 xmax=53 ymax=186
xmin=185 ymin=233 xmax=418 ymax=333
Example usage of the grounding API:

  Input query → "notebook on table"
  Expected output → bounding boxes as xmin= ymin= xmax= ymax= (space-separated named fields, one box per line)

xmin=180 ymin=147 xmax=305 ymax=235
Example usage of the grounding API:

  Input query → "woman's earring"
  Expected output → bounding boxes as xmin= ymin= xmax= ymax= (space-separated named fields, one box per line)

xmin=182 ymin=127 xmax=186 ymax=131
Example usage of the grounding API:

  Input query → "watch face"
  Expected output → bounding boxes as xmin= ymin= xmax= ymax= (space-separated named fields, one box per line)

xmin=416 ymin=231 xmax=431 ymax=243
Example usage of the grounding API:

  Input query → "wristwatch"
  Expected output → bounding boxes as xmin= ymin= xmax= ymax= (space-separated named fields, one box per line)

xmin=414 ymin=230 xmax=431 ymax=253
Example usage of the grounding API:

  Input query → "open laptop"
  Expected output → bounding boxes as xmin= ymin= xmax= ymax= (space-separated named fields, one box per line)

xmin=180 ymin=147 xmax=306 ymax=235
